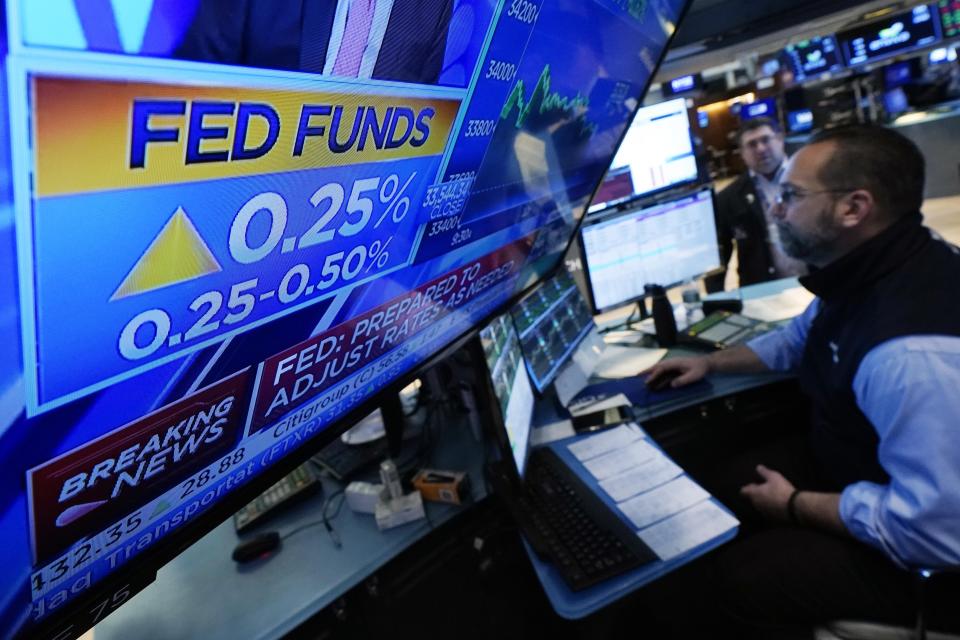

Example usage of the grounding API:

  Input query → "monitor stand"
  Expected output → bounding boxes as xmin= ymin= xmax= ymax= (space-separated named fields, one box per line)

xmin=380 ymin=392 xmax=406 ymax=459
xmin=625 ymin=298 xmax=650 ymax=330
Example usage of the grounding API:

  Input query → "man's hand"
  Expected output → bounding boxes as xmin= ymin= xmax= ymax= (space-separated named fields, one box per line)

xmin=641 ymin=356 xmax=711 ymax=389
xmin=740 ymin=464 xmax=796 ymax=522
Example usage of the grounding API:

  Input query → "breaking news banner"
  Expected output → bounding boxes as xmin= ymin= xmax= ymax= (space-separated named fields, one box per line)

xmin=27 ymin=369 xmax=251 ymax=568
xmin=16 ymin=66 xmax=463 ymax=416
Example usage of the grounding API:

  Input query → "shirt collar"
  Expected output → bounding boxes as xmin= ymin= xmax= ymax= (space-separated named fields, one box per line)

xmin=799 ymin=212 xmax=929 ymax=300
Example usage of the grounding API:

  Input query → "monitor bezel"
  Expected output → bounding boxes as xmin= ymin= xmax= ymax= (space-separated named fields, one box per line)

xmin=578 ymin=185 xmax=722 ymax=315
xmin=20 ymin=1 xmax=696 ymax=637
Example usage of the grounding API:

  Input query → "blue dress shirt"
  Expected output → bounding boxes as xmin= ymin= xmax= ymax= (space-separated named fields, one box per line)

xmin=747 ymin=300 xmax=960 ymax=569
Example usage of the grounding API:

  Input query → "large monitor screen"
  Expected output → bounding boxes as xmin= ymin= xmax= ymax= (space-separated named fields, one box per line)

xmin=588 ymin=98 xmax=698 ymax=213
xmin=479 ymin=314 xmax=535 ymax=477
xmin=782 ymin=35 xmax=844 ymax=80
xmin=580 ymin=187 xmax=720 ymax=312
xmin=838 ymin=4 xmax=942 ymax=67
xmin=0 ymin=1 xmax=689 ymax=637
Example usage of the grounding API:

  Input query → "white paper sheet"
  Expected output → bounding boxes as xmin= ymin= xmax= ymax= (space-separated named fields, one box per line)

xmin=583 ymin=438 xmax=659 ymax=481
xmin=593 ymin=346 xmax=667 ymax=379
xmin=530 ymin=420 xmax=576 ymax=446
xmin=567 ymin=422 xmax=643 ymax=462
xmin=617 ymin=476 xmax=710 ymax=529
xmin=741 ymin=286 xmax=815 ymax=322
xmin=599 ymin=455 xmax=683 ymax=503
xmin=637 ymin=500 xmax=739 ymax=561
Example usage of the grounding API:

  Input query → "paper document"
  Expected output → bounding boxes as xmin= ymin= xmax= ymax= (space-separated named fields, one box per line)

xmin=638 ymin=500 xmax=739 ymax=561
xmin=567 ymin=422 xmax=644 ymax=462
xmin=593 ymin=346 xmax=667 ymax=379
xmin=583 ymin=438 xmax=658 ymax=481
xmin=599 ymin=455 xmax=683 ymax=503
xmin=530 ymin=420 xmax=576 ymax=446
xmin=618 ymin=476 xmax=710 ymax=529
xmin=741 ymin=287 xmax=815 ymax=322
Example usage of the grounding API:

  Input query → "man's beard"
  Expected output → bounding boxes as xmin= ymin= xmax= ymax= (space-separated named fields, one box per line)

xmin=776 ymin=207 xmax=840 ymax=263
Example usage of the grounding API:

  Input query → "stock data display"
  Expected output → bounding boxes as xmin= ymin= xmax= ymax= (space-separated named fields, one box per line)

xmin=782 ymin=36 xmax=844 ymax=80
xmin=511 ymin=272 xmax=595 ymax=391
xmin=940 ymin=0 xmax=960 ymax=38
xmin=0 ymin=1 xmax=688 ymax=637
xmin=581 ymin=188 xmax=721 ymax=312
xmin=837 ymin=5 xmax=942 ymax=66
xmin=480 ymin=314 xmax=534 ymax=475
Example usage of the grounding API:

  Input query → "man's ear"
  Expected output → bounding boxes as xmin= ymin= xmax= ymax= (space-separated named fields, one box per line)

xmin=836 ymin=189 xmax=875 ymax=229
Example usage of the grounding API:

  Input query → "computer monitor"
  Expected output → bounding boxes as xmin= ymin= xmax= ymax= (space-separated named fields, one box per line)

xmin=737 ymin=97 xmax=778 ymax=122
xmin=663 ymin=73 xmax=703 ymax=97
xmin=510 ymin=272 xmax=595 ymax=392
xmin=479 ymin=314 xmax=536 ymax=477
xmin=781 ymin=35 xmax=845 ymax=81
xmin=588 ymin=98 xmax=699 ymax=213
xmin=939 ymin=0 xmax=960 ymax=39
xmin=884 ymin=59 xmax=923 ymax=89
xmin=0 ymin=1 xmax=692 ymax=637
xmin=580 ymin=188 xmax=721 ymax=313
xmin=787 ymin=109 xmax=816 ymax=134
xmin=837 ymin=4 xmax=942 ymax=67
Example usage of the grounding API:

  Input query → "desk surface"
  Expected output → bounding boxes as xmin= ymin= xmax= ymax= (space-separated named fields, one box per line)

xmin=94 ymin=421 xmax=487 ymax=640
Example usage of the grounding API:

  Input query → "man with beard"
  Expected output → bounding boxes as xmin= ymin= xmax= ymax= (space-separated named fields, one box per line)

xmin=643 ymin=125 xmax=960 ymax=636
xmin=705 ymin=117 xmax=807 ymax=292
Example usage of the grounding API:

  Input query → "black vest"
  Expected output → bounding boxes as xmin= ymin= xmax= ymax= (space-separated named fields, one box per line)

xmin=798 ymin=213 xmax=960 ymax=490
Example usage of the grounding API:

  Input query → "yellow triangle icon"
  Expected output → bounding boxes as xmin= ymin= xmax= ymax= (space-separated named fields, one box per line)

xmin=111 ymin=206 xmax=222 ymax=300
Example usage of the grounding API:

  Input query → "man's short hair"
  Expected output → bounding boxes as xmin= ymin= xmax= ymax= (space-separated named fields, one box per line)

xmin=808 ymin=125 xmax=925 ymax=218
xmin=736 ymin=117 xmax=781 ymax=146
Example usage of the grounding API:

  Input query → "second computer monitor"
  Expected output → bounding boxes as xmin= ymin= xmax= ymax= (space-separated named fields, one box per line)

xmin=580 ymin=188 xmax=721 ymax=313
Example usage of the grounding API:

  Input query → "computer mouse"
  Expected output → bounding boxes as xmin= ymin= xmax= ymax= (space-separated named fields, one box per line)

xmin=645 ymin=370 xmax=682 ymax=391
xmin=232 ymin=531 xmax=281 ymax=563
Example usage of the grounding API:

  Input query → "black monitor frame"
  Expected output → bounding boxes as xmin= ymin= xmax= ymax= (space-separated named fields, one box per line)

xmin=22 ymin=2 xmax=695 ymax=637
xmin=578 ymin=185 xmax=722 ymax=315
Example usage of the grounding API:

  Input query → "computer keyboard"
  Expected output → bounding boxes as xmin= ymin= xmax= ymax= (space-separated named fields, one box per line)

xmin=518 ymin=448 xmax=657 ymax=591
xmin=234 ymin=462 xmax=322 ymax=533
xmin=312 ymin=436 xmax=388 ymax=481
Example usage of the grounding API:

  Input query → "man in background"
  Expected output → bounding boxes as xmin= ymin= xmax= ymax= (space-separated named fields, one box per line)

xmin=644 ymin=124 xmax=960 ymax=637
xmin=705 ymin=116 xmax=807 ymax=292
xmin=177 ymin=0 xmax=453 ymax=85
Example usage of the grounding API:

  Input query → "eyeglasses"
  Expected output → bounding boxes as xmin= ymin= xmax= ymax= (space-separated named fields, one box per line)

xmin=775 ymin=186 xmax=856 ymax=206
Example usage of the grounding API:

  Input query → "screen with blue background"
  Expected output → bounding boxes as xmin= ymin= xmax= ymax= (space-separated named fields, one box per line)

xmin=0 ymin=0 xmax=688 ymax=637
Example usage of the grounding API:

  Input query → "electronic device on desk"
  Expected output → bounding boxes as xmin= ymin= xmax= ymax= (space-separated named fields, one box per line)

xmin=312 ymin=409 xmax=391 ymax=481
xmin=679 ymin=311 xmax=775 ymax=350
xmin=588 ymin=98 xmax=699 ymax=214
xmin=476 ymin=315 xmax=656 ymax=591
xmin=580 ymin=187 xmax=722 ymax=319
xmin=234 ymin=462 xmax=323 ymax=533
xmin=1 ymin=1 xmax=695 ymax=637
xmin=510 ymin=271 xmax=598 ymax=394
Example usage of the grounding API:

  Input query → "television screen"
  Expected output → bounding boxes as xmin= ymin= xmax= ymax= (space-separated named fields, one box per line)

xmin=738 ymin=97 xmax=778 ymax=121
xmin=939 ymin=0 xmax=960 ymax=38
xmin=782 ymin=36 xmax=844 ymax=80
xmin=588 ymin=98 xmax=698 ymax=212
xmin=0 ymin=1 xmax=690 ymax=637
xmin=663 ymin=73 xmax=702 ymax=96
xmin=884 ymin=59 xmax=922 ymax=89
xmin=580 ymin=187 xmax=721 ymax=312
xmin=787 ymin=109 xmax=815 ymax=133
xmin=838 ymin=4 xmax=942 ymax=67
